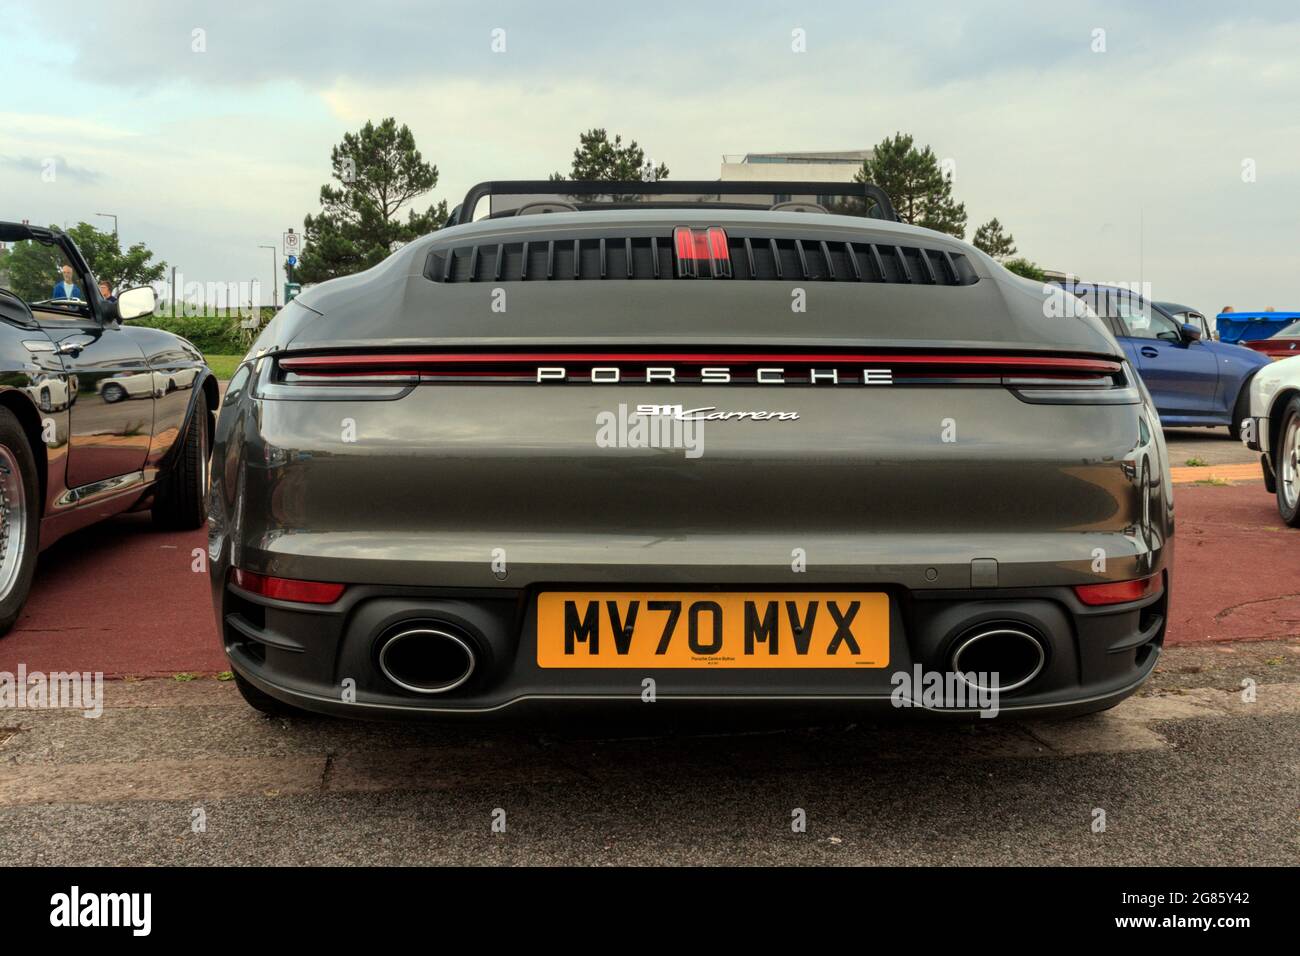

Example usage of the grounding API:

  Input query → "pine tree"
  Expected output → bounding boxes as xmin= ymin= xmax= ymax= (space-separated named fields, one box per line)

xmin=295 ymin=119 xmax=447 ymax=283
xmin=972 ymin=218 xmax=1017 ymax=259
xmin=856 ymin=132 xmax=967 ymax=238
xmin=553 ymin=129 xmax=669 ymax=182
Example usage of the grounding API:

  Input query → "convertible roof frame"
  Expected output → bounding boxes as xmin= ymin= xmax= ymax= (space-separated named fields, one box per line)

xmin=0 ymin=220 xmax=92 ymax=276
xmin=451 ymin=180 xmax=899 ymax=226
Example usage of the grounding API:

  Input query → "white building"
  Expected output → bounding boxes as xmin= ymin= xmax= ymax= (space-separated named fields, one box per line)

xmin=719 ymin=150 xmax=872 ymax=183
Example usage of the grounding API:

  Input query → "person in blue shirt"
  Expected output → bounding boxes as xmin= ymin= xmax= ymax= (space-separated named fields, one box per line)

xmin=52 ymin=264 xmax=83 ymax=300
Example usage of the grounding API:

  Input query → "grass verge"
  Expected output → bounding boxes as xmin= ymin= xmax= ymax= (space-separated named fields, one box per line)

xmin=203 ymin=353 xmax=243 ymax=380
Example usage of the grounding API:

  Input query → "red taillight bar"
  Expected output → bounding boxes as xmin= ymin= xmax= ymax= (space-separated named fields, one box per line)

xmin=1074 ymin=573 xmax=1162 ymax=607
xmin=279 ymin=352 xmax=1122 ymax=375
xmin=232 ymin=569 xmax=346 ymax=604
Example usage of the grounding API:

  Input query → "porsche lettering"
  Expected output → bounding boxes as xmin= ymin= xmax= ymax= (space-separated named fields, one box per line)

xmin=536 ymin=366 xmax=894 ymax=384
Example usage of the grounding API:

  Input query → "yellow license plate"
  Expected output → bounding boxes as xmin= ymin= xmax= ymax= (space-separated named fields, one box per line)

xmin=536 ymin=591 xmax=889 ymax=668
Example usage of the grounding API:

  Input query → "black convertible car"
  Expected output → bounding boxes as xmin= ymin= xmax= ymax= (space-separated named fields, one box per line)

xmin=0 ymin=221 xmax=218 ymax=633
xmin=210 ymin=180 xmax=1172 ymax=720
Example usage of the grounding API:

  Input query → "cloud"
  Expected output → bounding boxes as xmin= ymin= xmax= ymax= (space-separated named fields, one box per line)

xmin=17 ymin=0 xmax=1297 ymax=94
xmin=2 ymin=0 xmax=1299 ymax=312
xmin=0 ymin=113 xmax=135 ymax=141
xmin=309 ymin=11 xmax=1300 ymax=312
xmin=0 ymin=154 xmax=103 ymax=183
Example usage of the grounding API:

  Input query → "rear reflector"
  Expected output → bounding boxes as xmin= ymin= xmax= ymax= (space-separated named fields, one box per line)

xmin=1074 ymin=573 xmax=1162 ymax=607
xmin=232 ymin=569 xmax=345 ymax=604
xmin=674 ymin=226 xmax=731 ymax=278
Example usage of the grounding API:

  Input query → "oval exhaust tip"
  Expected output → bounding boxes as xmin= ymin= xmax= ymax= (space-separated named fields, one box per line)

xmin=949 ymin=626 xmax=1046 ymax=694
xmin=378 ymin=627 xmax=477 ymax=694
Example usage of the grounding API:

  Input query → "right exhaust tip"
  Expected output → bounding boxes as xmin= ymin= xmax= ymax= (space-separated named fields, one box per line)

xmin=378 ymin=626 xmax=477 ymax=694
xmin=949 ymin=625 xmax=1046 ymax=694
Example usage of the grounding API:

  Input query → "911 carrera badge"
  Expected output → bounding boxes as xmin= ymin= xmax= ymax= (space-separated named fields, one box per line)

xmin=640 ymin=403 xmax=798 ymax=422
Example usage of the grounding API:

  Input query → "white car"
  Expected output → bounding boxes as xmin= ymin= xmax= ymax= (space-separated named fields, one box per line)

xmin=1242 ymin=354 xmax=1300 ymax=525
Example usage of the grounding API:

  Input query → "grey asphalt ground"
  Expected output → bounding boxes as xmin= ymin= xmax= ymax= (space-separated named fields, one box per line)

xmin=1 ymin=640 xmax=1296 ymax=865
xmin=1164 ymin=426 xmax=1256 ymax=466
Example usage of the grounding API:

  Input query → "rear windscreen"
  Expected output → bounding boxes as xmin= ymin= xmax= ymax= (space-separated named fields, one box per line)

xmin=471 ymin=191 xmax=887 ymax=222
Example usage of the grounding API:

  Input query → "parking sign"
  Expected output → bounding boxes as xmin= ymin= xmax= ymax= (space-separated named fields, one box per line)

xmin=282 ymin=230 xmax=300 ymax=257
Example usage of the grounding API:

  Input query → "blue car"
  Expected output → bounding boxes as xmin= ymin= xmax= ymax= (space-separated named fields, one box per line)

xmin=1062 ymin=285 xmax=1269 ymax=439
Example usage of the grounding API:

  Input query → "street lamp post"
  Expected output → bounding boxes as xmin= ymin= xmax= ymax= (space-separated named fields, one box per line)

xmin=95 ymin=212 xmax=118 ymax=239
xmin=258 ymin=244 xmax=278 ymax=309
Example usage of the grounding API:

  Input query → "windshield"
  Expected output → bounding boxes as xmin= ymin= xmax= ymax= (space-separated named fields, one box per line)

xmin=0 ymin=238 xmax=92 ymax=319
xmin=1278 ymin=320 xmax=1300 ymax=337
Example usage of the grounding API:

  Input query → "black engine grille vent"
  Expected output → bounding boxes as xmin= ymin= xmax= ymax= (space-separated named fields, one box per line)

xmin=426 ymin=235 xmax=978 ymax=285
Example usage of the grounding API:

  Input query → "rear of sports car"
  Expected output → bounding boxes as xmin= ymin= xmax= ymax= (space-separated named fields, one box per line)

xmin=208 ymin=209 xmax=1173 ymax=718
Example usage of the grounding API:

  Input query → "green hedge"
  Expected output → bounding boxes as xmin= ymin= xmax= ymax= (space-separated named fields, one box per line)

xmin=133 ymin=314 xmax=244 ymax=353
xmin=134 ymin=308 xmax=276 ymax=353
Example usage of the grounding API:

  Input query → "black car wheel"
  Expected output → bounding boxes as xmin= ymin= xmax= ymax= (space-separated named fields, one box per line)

xmin=0 ymin=408 xmax=42 ymax=636
xmin=1276 ymin=396 xmax=1300 ymax=527
xmin=152 ymin=406 xmax=209 ymax=530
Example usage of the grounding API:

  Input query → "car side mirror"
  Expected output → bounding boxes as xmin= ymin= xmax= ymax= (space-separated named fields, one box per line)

xmin=117 ymin=286 xmax=156 ymax=321
xmin=1180 ymin=322 xmax=1203 ymax=343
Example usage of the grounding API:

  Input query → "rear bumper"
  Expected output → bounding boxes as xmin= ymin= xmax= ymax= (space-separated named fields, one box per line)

xmin=210 ymin=357 xmax=1173 ymax=720
xmin=229 ymin=651 xmax=1160 ymax=720
xmin=214 ymin=573 xmax=1170 ymax=719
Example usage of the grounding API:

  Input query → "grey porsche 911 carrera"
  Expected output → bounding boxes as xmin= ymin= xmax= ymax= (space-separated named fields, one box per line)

xmin=208 ymin=180 xmax=1172 ymax=719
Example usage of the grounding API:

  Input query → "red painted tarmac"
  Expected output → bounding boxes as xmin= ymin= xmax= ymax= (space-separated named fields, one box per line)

xmin=1169 ymin=482 xmax=1300 ymax=644
xmin=0 ymin=482 xmax=1295 ymax=677
xmin=3 ymin=515 xmax=222 ymax=677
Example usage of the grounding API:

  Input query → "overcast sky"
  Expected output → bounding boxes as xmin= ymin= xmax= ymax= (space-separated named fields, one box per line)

xmin=2 ymin=0 xmax=1297 ymax=311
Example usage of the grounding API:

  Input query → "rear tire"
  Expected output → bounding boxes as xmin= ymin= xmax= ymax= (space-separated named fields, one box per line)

xmin=233 ymin=672 xmax=311 ymax=718
xmin=0 ymin=408 xmax=41 ymax=637
xmin=1274 ymin=396 xmax=1300 ymax=527
xmin=153 ymin=406 xmax=209 ymax=530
